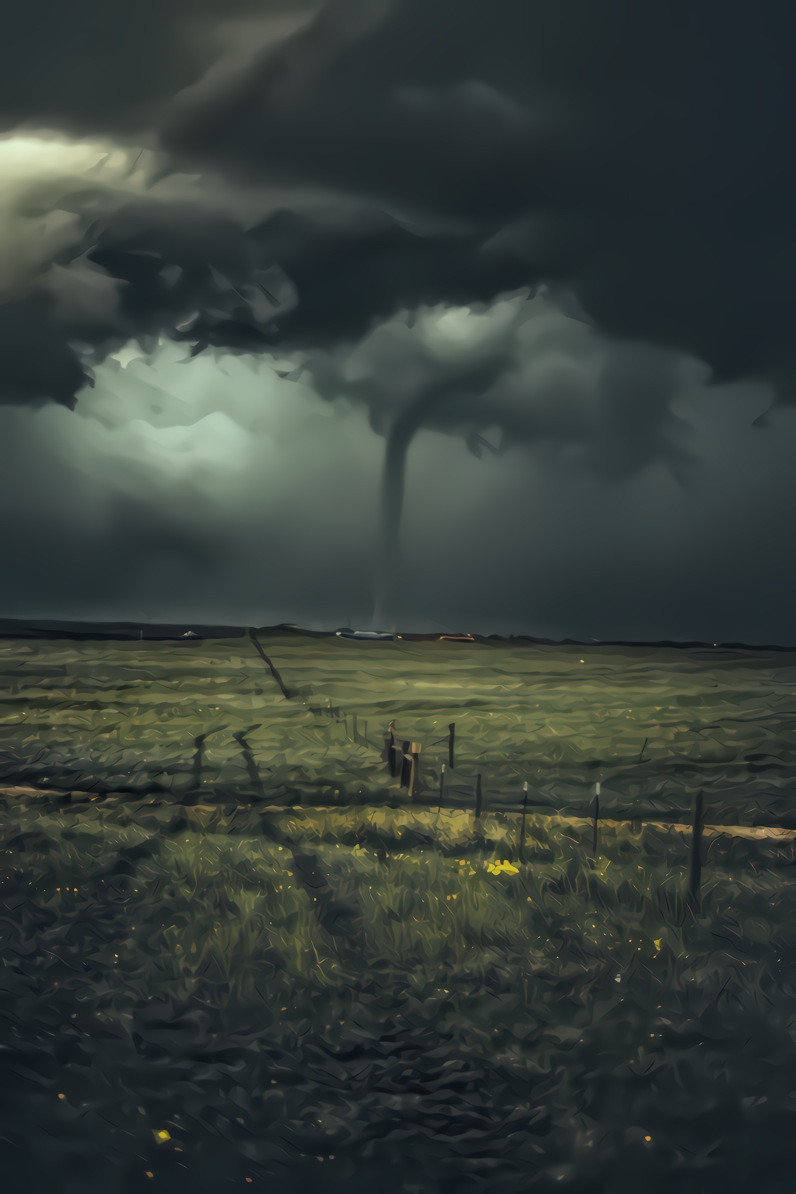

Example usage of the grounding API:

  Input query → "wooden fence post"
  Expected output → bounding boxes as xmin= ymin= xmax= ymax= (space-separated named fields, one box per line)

xmin=409 ymin=742 xmax=422 ymax=801
xmin=188 ymin=732 xmax=206 ymax=798
xmin=437 ymin=763 xmax=446 ymax=812
xmin=519 ymin=781 xmax=529 ymax=862
xmin=386 ymin=722 xmax=397 ymax=776
xmin=352 ymin=713 xmax=358 ymax=743
xmin=689 ymin=789 xmax=704 ymax=908
xmin=448 ymin=723 xmax=456 ymax=770
xmin=592 ymin=782 xmax=600 ymax=859
xmin=400 ymin=741 xmax=412 ymax=789
xmin=474 ymin=773 xmax=482 ymax=820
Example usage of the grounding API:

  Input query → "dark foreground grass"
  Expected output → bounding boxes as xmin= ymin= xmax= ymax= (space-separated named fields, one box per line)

xmin=1 ymin=791 xmax=796 ymax=1194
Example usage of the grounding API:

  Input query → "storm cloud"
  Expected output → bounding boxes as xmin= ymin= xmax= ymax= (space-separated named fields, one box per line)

xmin=0 ymin=340 xmax=786 ymax=642
xmin=0 ymin=132 xmax=303 ymax=408
xmin=2 ymin=1 xmax=796 ymax=401
xmin=161 ymin=0 xmax=796 ymax=391
xmin=0 ymin=0 xmax=794 ymax=640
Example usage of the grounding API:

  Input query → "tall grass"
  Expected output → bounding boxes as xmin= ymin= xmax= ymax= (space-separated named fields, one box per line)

xmin=2 ymin=792 xmax=795 ymax=1192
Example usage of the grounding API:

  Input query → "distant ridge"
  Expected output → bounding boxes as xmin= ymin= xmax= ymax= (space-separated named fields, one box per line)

xmin=0 ymin=617 xmax=793 ymax=652
xmin=0 ymin=619 xmax=249 ymax=641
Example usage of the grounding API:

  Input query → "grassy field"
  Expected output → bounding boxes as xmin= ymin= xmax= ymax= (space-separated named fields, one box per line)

xmin=1 ymin=634 xmax=796 ymax=1192
xmin=2 ymin=632 xmax=796 ymax=824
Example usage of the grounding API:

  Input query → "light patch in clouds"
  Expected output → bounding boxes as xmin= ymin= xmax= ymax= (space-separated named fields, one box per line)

xmin=0 ymin=319 xmax=792 ymax=642
xmin=76 ymin=339 xmax=351 ymax=481
xmin=309 ymin=287 xmax=702 ymax=483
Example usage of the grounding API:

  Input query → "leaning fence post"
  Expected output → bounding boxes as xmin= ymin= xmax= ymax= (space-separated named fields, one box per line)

xmin=519 ymin=781 xmax=529 ymax=862
xmin=437 ymin=763 xmax=446 ymax=812
xmin=448 ymin=723 xmax=456 ymax=770
xmin=409 ymin=742 xmax=422 ymax=801
xmin=592 ymin=782 xmax=600 ymax=859
xmin=689 ymin=789 xmax=704 ymax=907
xmin=474 ymin=773 xmax=483 ymax=820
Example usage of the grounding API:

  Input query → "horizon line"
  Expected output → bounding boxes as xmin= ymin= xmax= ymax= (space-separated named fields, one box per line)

xmin=0 ymin=616 xmax=792 ymax=653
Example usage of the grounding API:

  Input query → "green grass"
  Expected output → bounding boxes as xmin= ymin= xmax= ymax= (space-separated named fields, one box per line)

xmin=2 ymin=788 xmax=796 ymax=1193
xmin=1 ymin=634 xmax=796 ymax=826
xmin=2 ymin=635 xmax=796 ymax=1192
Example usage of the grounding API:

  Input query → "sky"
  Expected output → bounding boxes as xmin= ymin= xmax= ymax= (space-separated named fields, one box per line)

xmin=1 ymin=0 xmax=795 ymax=642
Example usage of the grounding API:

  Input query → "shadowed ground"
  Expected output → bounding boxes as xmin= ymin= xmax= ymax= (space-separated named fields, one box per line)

xmin=1 ymin=637 xmax=796 ymax=1191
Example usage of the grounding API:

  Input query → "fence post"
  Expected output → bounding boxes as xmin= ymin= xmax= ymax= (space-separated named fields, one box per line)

xmin=386 ymin=722 xmax=397 ymax=776
xmin=689 ymin=789 xmax=704 ymax=908
xmin=448 ymin=723 xmax=456 ymax=770
xmin=409 ymin=742 xmax=422 ymax=801
xmin=352 ymin=713 xmax=358 ymax=743
xmin=474 ymin=773 xmax=482 ymax=820
xmin=188 ymin=732 xmax=206 ymax=799
xmin=437 ymin=763 xmax=446 ymax=812
xmin=400 ymin=741 xmax=412 ymax=789
xmin=592 ymin=782 xmax=600 ymax=859
xmin=519 ymin=781 xmax=529 ymax=862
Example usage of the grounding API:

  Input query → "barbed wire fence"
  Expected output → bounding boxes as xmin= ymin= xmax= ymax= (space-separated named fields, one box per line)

xmin=367 ymin=718 xmax=778 ymax=909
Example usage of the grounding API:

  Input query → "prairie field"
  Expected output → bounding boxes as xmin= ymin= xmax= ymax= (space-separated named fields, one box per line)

xmin=2 ymin=631 xmax=796 ymax=823
xmin=1 ymin=633 xmax=795 ymax=1193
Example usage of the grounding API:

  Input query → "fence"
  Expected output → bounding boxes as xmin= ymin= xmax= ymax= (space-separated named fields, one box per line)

xmin=181 ymin=709 xmax=731 ymax=910
xmin=379 ymin=720 xmax=789 ymax=909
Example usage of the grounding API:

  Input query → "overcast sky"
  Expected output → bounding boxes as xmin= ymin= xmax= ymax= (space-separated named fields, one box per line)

xmin=1 ymin=0 xmax=795 ymax=642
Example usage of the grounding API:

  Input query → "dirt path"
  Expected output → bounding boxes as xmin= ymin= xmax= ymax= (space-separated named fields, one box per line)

xmin=3 ymin=783 xmax=795 ymax=846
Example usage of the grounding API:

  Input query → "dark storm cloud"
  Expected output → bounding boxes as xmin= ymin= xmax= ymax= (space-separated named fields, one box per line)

xmin=195 ymin=205 xmax=532 ymax=351
xmin=80 ymin=198 xmax=298 ymax=362
xmin=0 ymin=0 xmax=794 ymax=643
xmin=307 ymin=291 xmax=695 ymax=478
xmin=298 ymin=285 xmax=698 ymax=610
xmin=161 ymin=0 xmax=796 ymax=394
xmin=0 ymin=294 xmax=89 ymax=409
xmin=1 ymin=0 xmax=792 ymax=413
xmin=0 ymin=145 xmax=298 ymax=408
xmin=0 ymin=1 xmax=318 ymax=134
xmin=0 ymin=0 xmax=321 ymax=409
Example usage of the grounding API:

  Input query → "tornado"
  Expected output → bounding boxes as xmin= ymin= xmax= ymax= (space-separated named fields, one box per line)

xmin=373 ymin=395 xmax=432 ymax=627
xmin=371 ymin=359 xmax=506 ymax=627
